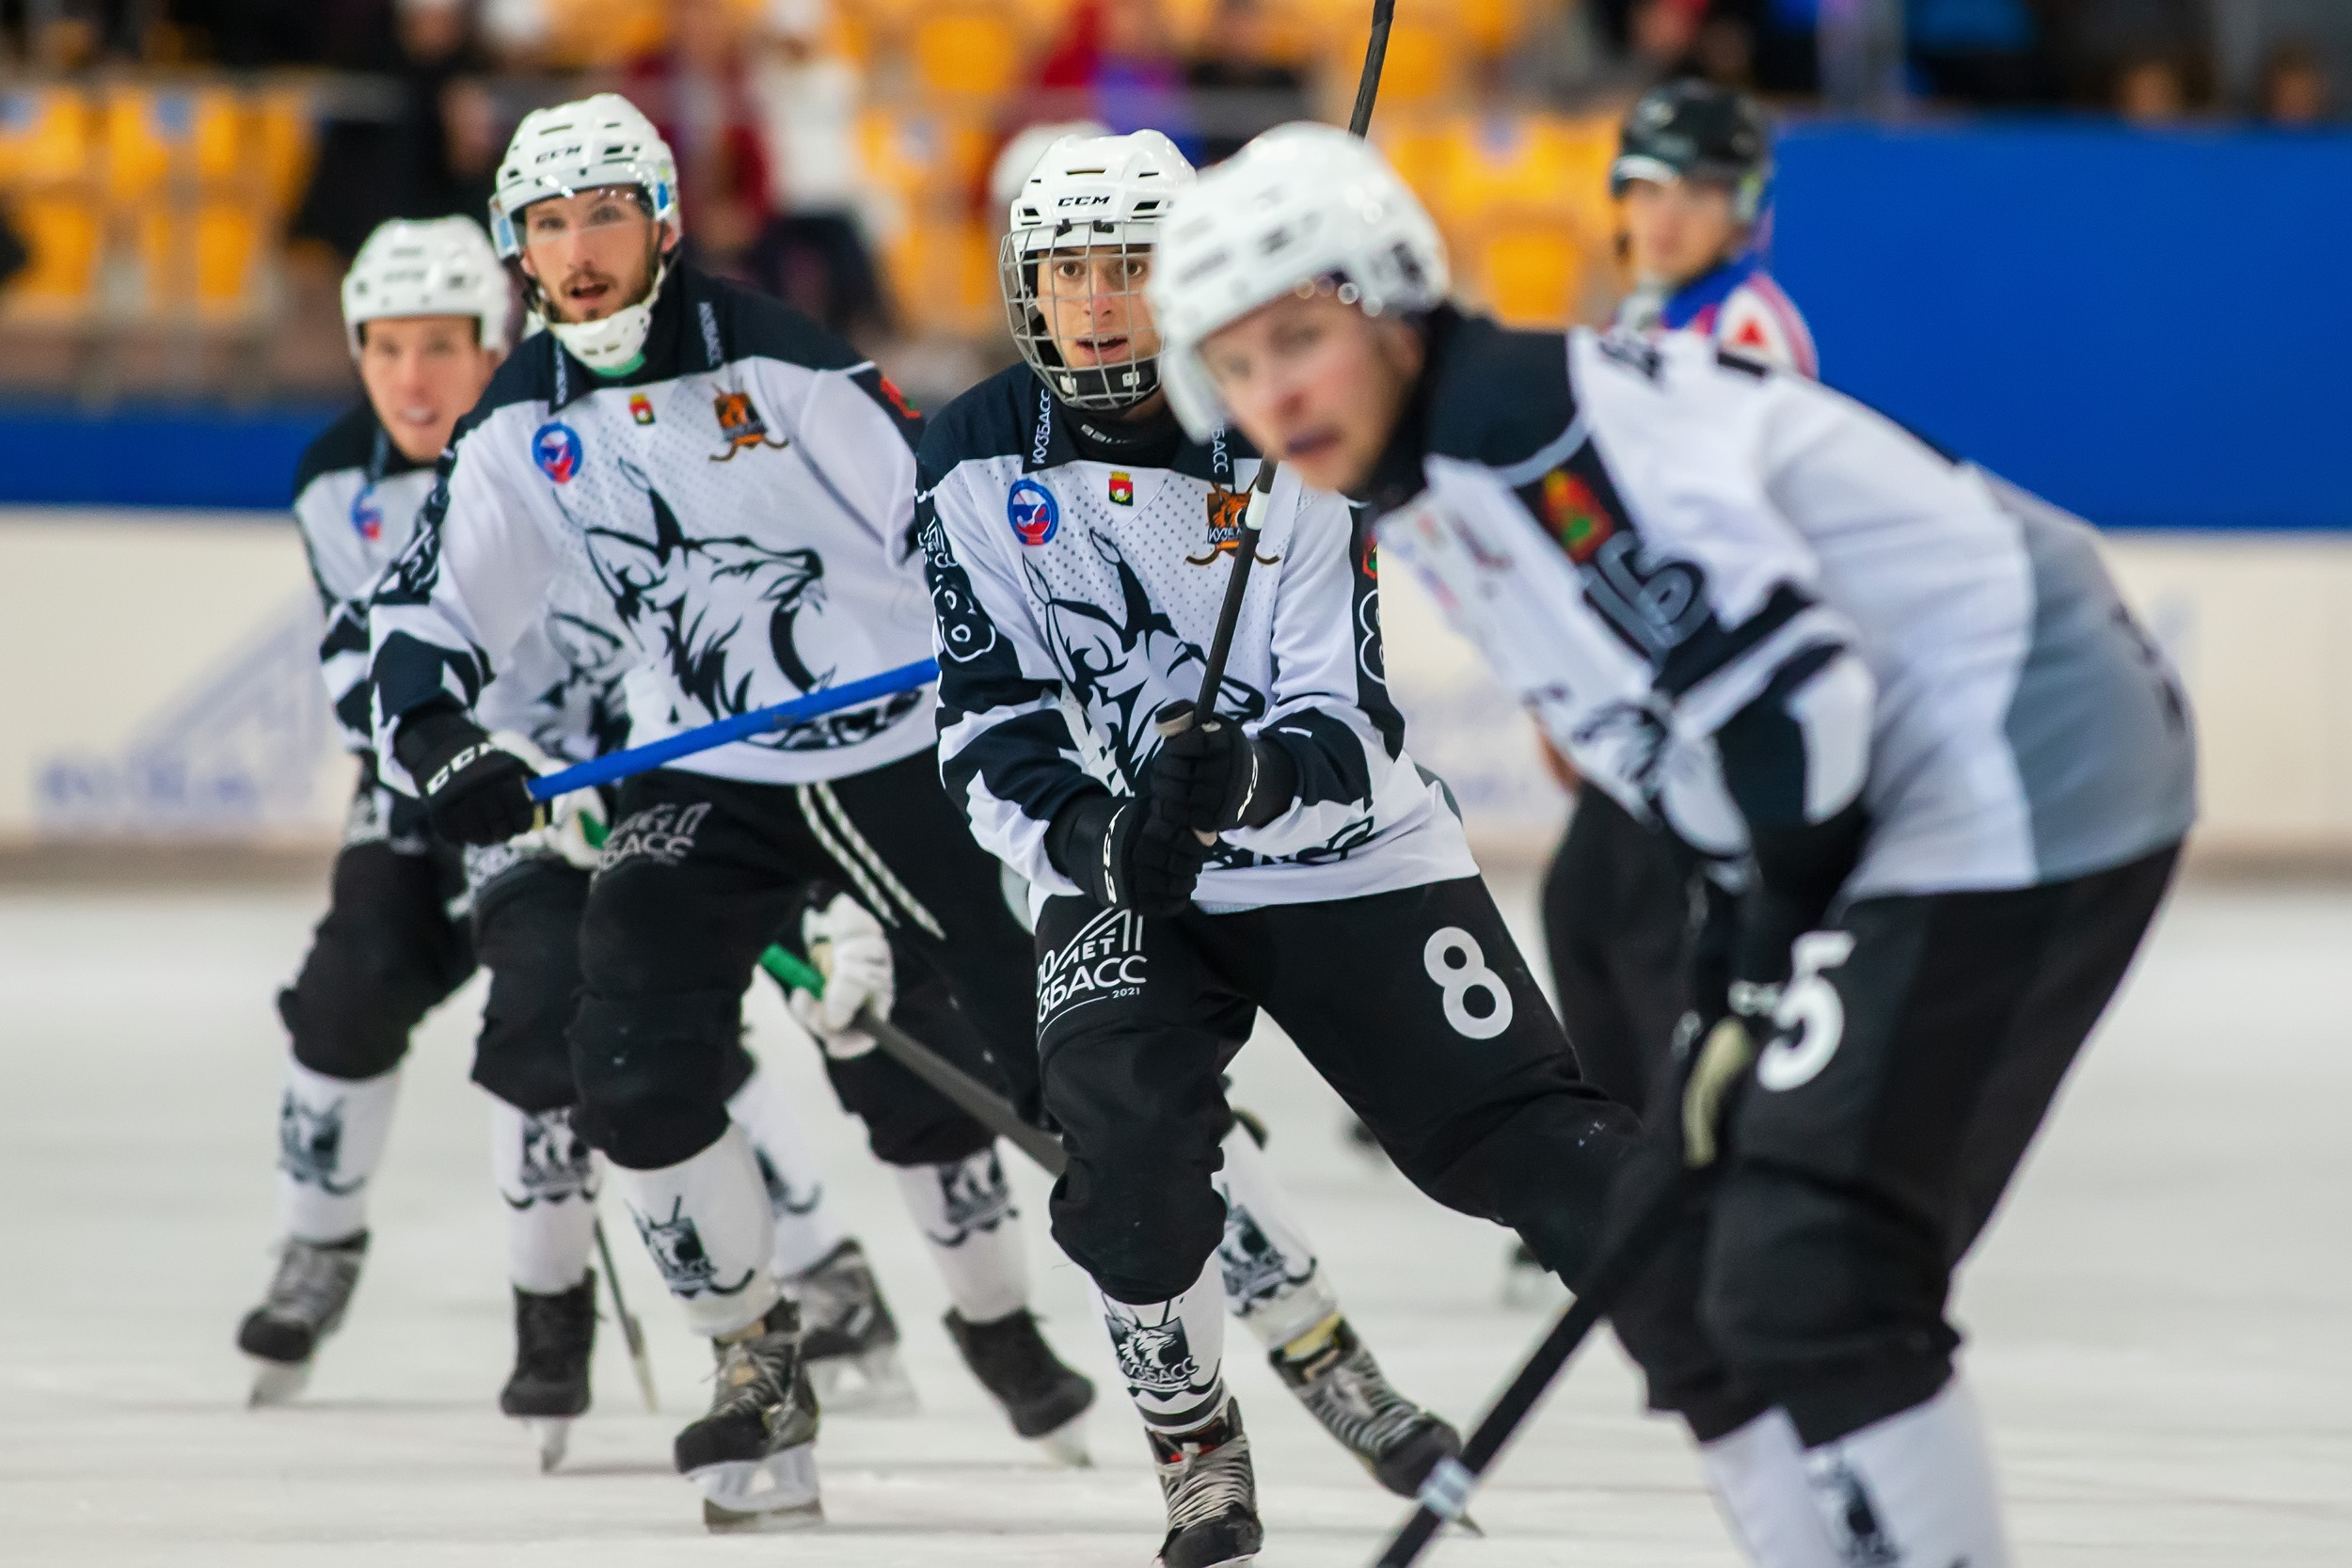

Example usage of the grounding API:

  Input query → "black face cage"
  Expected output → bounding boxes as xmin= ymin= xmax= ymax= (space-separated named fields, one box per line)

xmin=1000 ymin=224 xmax=1162 ymax=414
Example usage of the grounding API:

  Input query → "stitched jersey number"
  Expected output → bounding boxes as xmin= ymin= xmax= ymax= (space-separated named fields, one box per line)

xmin=1756 ymin=931 xmax=1857 ymax=1091
xmin=1423 ymin=927 xmax=1514 ymax=1040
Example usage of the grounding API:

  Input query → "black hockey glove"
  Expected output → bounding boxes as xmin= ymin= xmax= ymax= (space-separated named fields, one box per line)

xmin=391 ymin=705 xmax=542 ymax=847
xmin=1148 ymin=700 xmax=1299 ymax=835
xmin=1046 ymin=793 xmax=1212 ymax=917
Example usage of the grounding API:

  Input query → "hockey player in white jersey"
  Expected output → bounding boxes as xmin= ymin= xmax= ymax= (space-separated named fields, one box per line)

xmin=1152 ymin=122 xmax=2196 ymax=1568
xmin=921 ymin=130 xmax=1639 ymax=1567
xmin=239 ymin=217 xmax=925 ymax=1466
xmin=364 ymin=96 xmax=1098 ymax=1528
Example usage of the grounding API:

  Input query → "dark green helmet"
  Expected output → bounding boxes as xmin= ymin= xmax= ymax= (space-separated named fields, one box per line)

xmin=1611 ymin=81 xmax=1772 ymax=224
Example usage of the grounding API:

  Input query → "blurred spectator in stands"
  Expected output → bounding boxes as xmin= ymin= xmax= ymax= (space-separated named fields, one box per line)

xmin=1037 ymin=0 xmax=1199 ymax=160
xmin=2260 ymin=40 xmax=2331 ymax=126
xmin=289 ymin=0 xmax=495 ymax=262
xmin=1184 ymin=0 xmax=1310 ymax=164
xmin=747 ymin=0 xmax=891 ymax=342
xmin=625 ymin=0 xmax=771 ymax=279
xmin=1690 ymin=10 xmax=1759 ymax=90
xmin=1908 ymin=0 xmax=2047 ymax=104
xmin=2113 ymin=50 xmax=2188 ymax=122
xmin=168 ymin=0 xmax=321 ymax=66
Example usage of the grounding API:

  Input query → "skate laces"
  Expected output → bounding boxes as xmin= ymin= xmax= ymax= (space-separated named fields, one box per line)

xmin=707 ymin=1307 xmax=803 ymax=1417
xmin=261 ymin=1239 xmax=362 ymax=1328
xmin=1279 ymin=1321 xmax=1429 ymax=1460
xmin=1152 ymin=1404 xmax=1255 ymax=1532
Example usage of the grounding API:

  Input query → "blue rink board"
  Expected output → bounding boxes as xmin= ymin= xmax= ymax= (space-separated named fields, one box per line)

xmin=0 ymin=406 xmax=338 ymax=511
xmin=1773 ymin=120 xmax=2352 ymax=531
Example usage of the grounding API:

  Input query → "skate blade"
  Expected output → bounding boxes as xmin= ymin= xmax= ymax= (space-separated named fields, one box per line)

xmin=246 ymin=1357 xmax=312 ymax=1408
xmin=1030 ymin=1410 xmax=1092 ymax=1468
xmin=689 ymin=1442 xmax=822 ymax=1533
xmin=808 ymin=1347 xmax=918 ymax=1416
xmin=523 ymin=1417 xmax=571 ymax=1473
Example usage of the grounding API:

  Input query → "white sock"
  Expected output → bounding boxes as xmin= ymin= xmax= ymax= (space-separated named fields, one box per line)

xmin=1214 ymin=1121 xmax=1342 ymax=1352
xmin=1803 ymin=1377 xmax=2011 ymax=1568
xmin=612 ymin=1123 xmax=780 ymax=1337
xmin=894 ymin=1146 xmax=1030 ymax=1323
xmin=275 ymin=1058 xmax=401 ymax=1243
xmin=724 ymin=1062 xmax=846 ymax=1277
xmin=1699 ymin=1407 xmax=1842 ymax=1568
xmin=1097 ymin=1254 xmax=1227 ymax=1433
xmin=489 ymin=1101 xmax=601 ymax=1294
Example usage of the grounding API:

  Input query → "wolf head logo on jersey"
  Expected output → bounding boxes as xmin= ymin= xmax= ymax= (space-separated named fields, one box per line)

xmin=1008 ymin=478 xmax=1060 ymax=546
xmin=278 ymin=1093 xmax=364 ymax=1196
xmin=630 ymin=1197 xmax=756 ymax=1298
xmin=533 ymin=421 xmax=583 ymax=484
xmin=1104 ymin=1309 xmax=1205 ymax=1397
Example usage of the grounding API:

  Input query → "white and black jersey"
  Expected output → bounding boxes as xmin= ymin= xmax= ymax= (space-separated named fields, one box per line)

xmin=920 ymin=365 xmax=1475 ymax=911
xmin=1363 ymin=309 xmax=2195 ymax=901
xmin=294 ymin=404 xmax=443 ymax=752
xmin=367 ymin=263 xmax=934 ymax=794
xmin=295 ymin=404 xmax=630 ymax=769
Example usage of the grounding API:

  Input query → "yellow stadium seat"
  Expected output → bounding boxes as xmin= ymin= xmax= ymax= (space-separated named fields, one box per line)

xmin=880 ymin=217 xmax=1000 ymax=337
xmin=251 ymin=87 xmax=316 ymax=214
xmin=860 ymin=110 xmax=994 ymax=207
xmin=192 ymin=202 xmax=265 ymax=313
xmin=0 ymin=87 xmax=95 ymax=188
xmin=103 ymin=86 xmax=246 ymax=203
xmin=1465 ymin=223 xmax=1583 ymax=327
xmin=2 ymin=195 xmax=102 ymax=309
xmin=1367 ymin=18 xmax=1466 ymax=106
xmin=911 ymin=9 xmax=1026 ymax=101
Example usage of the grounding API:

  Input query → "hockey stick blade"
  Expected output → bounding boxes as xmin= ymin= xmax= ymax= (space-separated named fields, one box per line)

xmin=1371 ymin=1169 xmax=1692 ymax=1567
xmin=527 ymin=657 xmax=939 ymax=801
xmin=594 ymin=1218 xmax=660 ymax=1413
xmin=759 ymin=946 xmax=1070 ymax=1176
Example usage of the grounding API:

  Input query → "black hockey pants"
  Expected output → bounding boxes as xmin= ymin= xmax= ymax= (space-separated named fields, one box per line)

xmin=1541 ymin=784 xmax=1692 ymax=1122
xmin=1035 ymin=877 xmax=1639 ymax=1307
xmin=281 ymin=837 xmax=474 ymax=1082
xmin=571 ymin=752 xmax=1039 ymax=1171
xmin=1610 ymin=845 xmax=2180 ymax=1449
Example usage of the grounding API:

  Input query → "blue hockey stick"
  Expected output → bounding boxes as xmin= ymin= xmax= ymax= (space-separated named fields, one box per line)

xmin=526 ymin=657 xmax=940 ymax=801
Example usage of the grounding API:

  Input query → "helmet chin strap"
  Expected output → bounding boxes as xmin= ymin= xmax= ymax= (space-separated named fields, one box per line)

xmin=541 ymin=239 xmax=669 ymax=374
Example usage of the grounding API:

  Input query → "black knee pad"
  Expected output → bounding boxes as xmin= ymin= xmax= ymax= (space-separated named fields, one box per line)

xmin=283 ymin=845 xmax=474 ymax=1080
xmin=1701 ymin=1161 xmax=1959 ymax=1445
xmin=1601 ymin=1146 xmax=1773 ymax=1441
xmin=820 ymin=1047 xmax=994 ymax=1168
xmin=470 ymin=861 xmax=591 ymax=1115
xmin=1041 ymin=1030 xmax=1230 ymax=1305
xmin=568 ymin=987 xmax=741 ymax=1170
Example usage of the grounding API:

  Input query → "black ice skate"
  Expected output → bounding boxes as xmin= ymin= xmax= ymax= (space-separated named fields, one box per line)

xmin=1149 ymin=1398 xmax=1262 ymax=1568
xmin=500 ymin=1275 xmax=596 ymax=1472
xmin=237 ymin=1231 xmax=368 ymax=1406
xmin=673 ymin=1298 xmax=822 ymax=1533
xmin=944 ymin=1307 xmax=1096 ymax=1466
xmin=786 ymin=1238 xmax=914 ymax=1414
xmin=1273 ymin=1316 xmax=1465 ymax=1499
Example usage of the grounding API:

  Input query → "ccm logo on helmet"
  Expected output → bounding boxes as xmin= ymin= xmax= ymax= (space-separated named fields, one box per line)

xmin=1057 ymin=194 xmax=1112 ymax=207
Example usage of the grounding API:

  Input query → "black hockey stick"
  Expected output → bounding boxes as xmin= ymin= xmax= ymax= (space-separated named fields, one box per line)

xmin=759 ymin=946 xmax=1070 ymax=1177
xmin=1156 ymin=0 xmax=1396 ymax=762
xmin=1373 ymin=1014 xmax=1756 ymax=1566
xmin=593 ymin=1217 xmax=660 ymax=1412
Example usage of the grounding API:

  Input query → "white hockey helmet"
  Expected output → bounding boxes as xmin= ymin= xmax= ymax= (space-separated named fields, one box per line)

xmin=1001 ymin=128 xmax=1195 ymax=413
xmin=489 ymin=92 xmax=681 ymax=372
xmin=1149 ymin=122 xmax=1449 ymax=440
xmin=342 ymin=215 xmax=512 ymax=357
xmin=989 ymin=119 xmax=1111 ymax=221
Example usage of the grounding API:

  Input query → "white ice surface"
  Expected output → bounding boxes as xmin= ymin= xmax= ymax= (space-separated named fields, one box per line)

xmin=0 ymin=877 xmax=2344 ymax=1566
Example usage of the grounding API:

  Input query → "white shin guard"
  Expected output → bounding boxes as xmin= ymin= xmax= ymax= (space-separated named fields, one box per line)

xmin=612 ymin=1123 xmax=780 ymax=1337
xmin=1699 ymin=1407 xmax=1841 ymax=1568
xmin=1214 ymin=1121 xmax=1341 ymax=1352
xmin=275 ymin=1059 xmax=401 ymax=1243
xmin=724 ymin=1063 xmax=846 ymax=1278
xmin=894 ymin=1146 xmax=1029 ymax=1323
xmin=489 ymin=1101 xmax=602 ymax=1294
xmin=1098 ymin=1255 xmax=1228 ymax=1433
xmin=1802 ymin=1377 xmax=2011 ymax=1568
